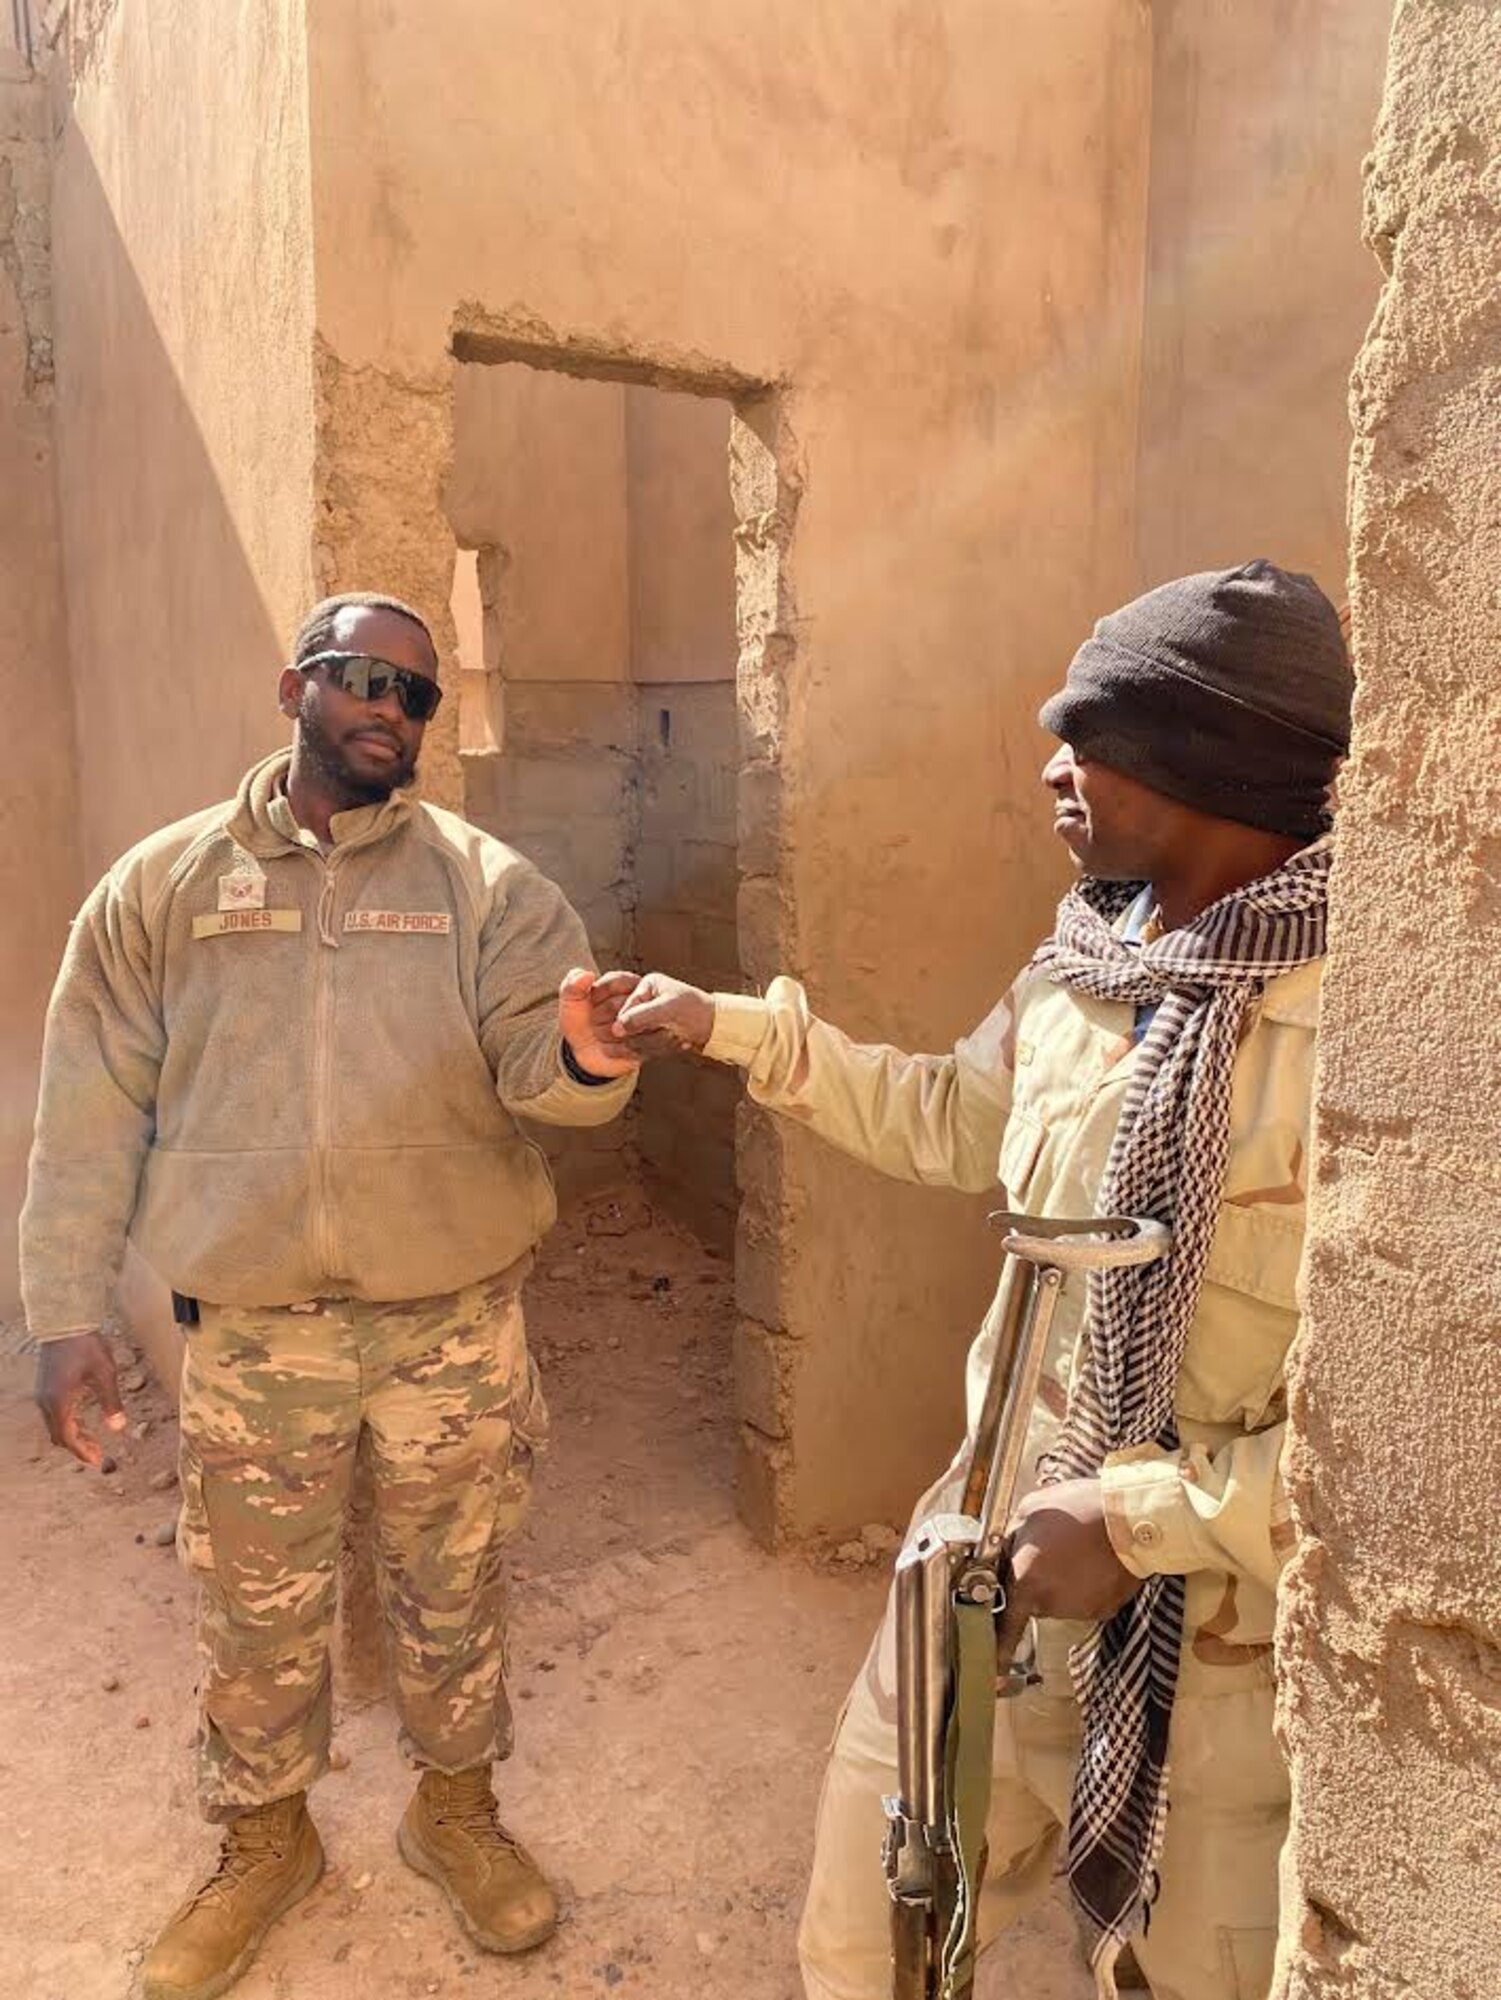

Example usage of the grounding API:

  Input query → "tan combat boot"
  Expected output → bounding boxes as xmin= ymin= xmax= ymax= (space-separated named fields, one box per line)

xmin=142 ymin=1793 xmax=325 ymax=2000
xmin=397 ymin=1765 xmax=558 ymax=1953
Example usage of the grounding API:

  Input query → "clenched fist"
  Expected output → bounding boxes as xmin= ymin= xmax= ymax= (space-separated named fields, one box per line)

xmin=613 ymin=973 xmax=716 ymax=1055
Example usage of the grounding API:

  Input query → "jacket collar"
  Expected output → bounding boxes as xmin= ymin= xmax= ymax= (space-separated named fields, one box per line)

xmin=226 ymin=749 xmax=420 ymax=861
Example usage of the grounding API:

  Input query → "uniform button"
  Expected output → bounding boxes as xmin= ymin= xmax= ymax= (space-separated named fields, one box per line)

xmin=1131 ymin=1521 xmax=1162 ymax=1549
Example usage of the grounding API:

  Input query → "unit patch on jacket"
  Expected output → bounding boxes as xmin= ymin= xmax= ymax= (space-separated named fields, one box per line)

xmin=217 ymin=869 xmax=267 ymax=913
xmin=192 ymin=910 xmax=304 ymax=938
xmin=343 ymin=910 xmax=453 ymax=935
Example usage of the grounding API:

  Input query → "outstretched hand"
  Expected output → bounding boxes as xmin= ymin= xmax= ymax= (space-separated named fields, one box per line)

xmin=558 ymin=968 xmax=644 ymax=1078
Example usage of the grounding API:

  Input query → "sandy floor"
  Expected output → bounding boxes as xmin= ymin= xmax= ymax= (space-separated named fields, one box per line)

xmin=1 ymin=1199 xmax=1090 ymax=2000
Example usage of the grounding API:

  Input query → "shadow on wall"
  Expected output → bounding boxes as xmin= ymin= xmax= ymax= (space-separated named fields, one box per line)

xmin=50 ymin=139 xmax=292 ymax=883
xmin=0 ymin=69 xmax=75 ymax=1317
xmin=13 ymin=136 xmax=296 ymax=1335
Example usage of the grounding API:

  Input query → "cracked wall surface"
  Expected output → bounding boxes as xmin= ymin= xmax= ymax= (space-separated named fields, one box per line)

xmin=1277 ymin=4 xmax=1501 ymax=1994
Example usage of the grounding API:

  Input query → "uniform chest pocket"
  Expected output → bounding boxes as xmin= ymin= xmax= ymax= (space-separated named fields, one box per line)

xmin=1180 ymin=1202 xmax=1306 ymax=1427
xmin=998 ymin=1110 xmax=1046 ymax=1207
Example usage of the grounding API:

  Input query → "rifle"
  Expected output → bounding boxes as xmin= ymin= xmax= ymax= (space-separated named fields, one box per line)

xmin=882 ymin=1211 xmax=1171 ymax=2000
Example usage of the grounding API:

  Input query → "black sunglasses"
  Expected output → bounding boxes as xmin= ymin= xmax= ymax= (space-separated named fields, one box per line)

xmin=298 ymin=651 xmax=444 ymax=723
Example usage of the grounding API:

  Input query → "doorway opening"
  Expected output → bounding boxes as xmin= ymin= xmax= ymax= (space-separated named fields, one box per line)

xmin=446 ymin=360 xmax=744 ymax=1246
xmin=440 ymin=320 xmax=798 ymax=1546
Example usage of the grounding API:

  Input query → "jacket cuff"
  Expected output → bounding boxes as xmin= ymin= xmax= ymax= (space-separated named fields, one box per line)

xmin=703 ymin=992 xmax=770 ymax=1067
xmin=516 ymin=1063 xmax=636 ymax=1126
xmin=28 ymin=1315 xmax=103 ymax=1343
xmin=1100 ymin=1446 xmax=1207 ymax=1579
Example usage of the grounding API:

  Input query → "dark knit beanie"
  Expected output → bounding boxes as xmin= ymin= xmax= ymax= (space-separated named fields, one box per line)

xmin=1039 ymin=560 xmax=1352 ymax=840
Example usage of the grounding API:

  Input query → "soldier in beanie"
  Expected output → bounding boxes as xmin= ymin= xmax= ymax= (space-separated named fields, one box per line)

xmin=610 ymin=560 xmax=1351 ymax=2000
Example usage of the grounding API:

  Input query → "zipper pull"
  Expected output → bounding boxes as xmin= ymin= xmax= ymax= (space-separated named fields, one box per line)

xmin=316 ymin=871 xmax=340 ymax=948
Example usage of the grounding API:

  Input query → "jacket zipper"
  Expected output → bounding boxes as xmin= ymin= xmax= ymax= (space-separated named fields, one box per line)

xmin=308 ymin=855 xmax=342 ymax=1280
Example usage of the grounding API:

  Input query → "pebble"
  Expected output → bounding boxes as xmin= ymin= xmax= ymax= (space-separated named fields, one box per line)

xmin=130 ymin=1420 xmax=151 ymax=1441
xmin=121 ymin=1371 xmax=147 ymax=1393
xmin=606 ymin=1335 xmax=621 ymax=1350
xmin=603 ymin=1967 xmax=624 ymax=1988
xmin=328 ymin=1745 xmax=350 ymax=1771
xmin=99 ymin=1455 xmax=118 ymax=1476
xmin=351 ymin=1871 xmax=373 ymax=1893
xmin=695 ymin=1931 xmax=718 ymax=1957
xmin=834 ymin=1540 xmax=869 ymax=1566
xmin=149 ymin=1467 xmax=179 ymax=1493
xmin=860 ymin=1522 xmax=900 ymax=1557
xmin=153 ymin=1519 xmax=179 ymax=1548
xmin=101 ymin=1673 xmax=121 ymax=1693
xmin=133 ymin=1714 xmax=151 ymax=1730
xmin=125 ymin=1946 xmax=143 ymax=1969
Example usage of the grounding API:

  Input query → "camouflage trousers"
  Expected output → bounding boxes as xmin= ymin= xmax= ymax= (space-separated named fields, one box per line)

xmin=176 ymin=1268 xmax=548 ymax=1822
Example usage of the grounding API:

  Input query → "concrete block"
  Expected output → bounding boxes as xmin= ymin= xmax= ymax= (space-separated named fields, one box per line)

xmin=635 ymin=908 xmax=694 ymax=973
xmin=632 ymin=836 xmax=677 ymax=910
xmin=638 ymin=758 xmax=695 ymax=821
xmin=487 ymin=750 xmax=632 ymax=825
xmin=676 ymin=837 xmax=738 ymax=914
xmin=504 ymin=680 xmax=637 ymax=754
xmin=691 ymin=913 xmax=741 ymax=985
xmin=578 ymin=892 xmax=630 ymax=961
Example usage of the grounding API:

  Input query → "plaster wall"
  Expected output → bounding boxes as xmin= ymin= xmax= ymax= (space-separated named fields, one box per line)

xmin=446 ymin=363 xmax=631 ymax=685
xmin=1136 ymin=1 xmax=1392 ymax=594
xmin=49 ymin=0 xmax=317 ymax=881
xmin=307 ymin=0 xmax=1155 ymax=1538
xmin=0 ymin=53 xmax=76 ymax=1315
xmin=626 ymin=386 xmax=737 ymax=686
xmin=1277 ymin=7 xmax=1501 ymax=1993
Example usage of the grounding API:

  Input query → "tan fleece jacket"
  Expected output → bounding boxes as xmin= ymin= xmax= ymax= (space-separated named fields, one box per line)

xmin=21 ymin=751 xmax=634 ymax=1334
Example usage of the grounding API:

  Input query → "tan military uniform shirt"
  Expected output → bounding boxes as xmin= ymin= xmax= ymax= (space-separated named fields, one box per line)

xmin=702 ymin=951 xmax=1317 ymax=1672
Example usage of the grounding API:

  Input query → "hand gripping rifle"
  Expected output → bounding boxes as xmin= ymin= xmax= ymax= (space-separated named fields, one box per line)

xmin=882 ymin=1211 xmax=1172 ymax=2000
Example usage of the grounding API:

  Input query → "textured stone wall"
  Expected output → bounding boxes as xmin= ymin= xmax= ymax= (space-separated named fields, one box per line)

xmin=1277 ymin=6 xmax=1501 ymax=1994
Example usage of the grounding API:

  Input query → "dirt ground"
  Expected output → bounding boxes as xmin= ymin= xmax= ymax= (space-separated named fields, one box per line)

xmin=1 ymin=1198 xmax=1090 ymax=2000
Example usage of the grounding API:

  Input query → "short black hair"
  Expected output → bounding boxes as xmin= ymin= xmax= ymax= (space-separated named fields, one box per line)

xmin=292 ymin=592 xmax=436 ymax=669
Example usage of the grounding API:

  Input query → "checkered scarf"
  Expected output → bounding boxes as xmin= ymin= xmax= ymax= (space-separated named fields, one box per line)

xmin=1029 ymin=836 xmax=1332 ymax=1985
